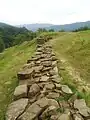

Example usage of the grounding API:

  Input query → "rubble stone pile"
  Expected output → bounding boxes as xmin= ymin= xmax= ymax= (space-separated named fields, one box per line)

xmin=6 ymin=37 xmax=90 ymax=120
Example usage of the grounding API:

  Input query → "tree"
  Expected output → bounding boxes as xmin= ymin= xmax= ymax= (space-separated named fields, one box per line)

xmin=37 ymin=28 xmax=47 ymax=33
xmin=48 ymin=29 xmax=54 ymax=32
xmin=0 ymin=36 xmax=5 ymax=52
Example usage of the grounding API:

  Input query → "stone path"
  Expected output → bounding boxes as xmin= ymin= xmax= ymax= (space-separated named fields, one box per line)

xmin=6 ymin=37 xmax=90 ymax=120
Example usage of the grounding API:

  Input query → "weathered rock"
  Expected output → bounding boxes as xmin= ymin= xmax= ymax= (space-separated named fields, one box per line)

xmin=34 ymin=65 xmax=43 ymax=73
xmin=55 ymin=83 xmax=62 ymax=89
xmin=6 ymin=99 xmax=28 ymax=120
xmin=37 ymin=47 xmax=43 ymax=52
xmin=74 ymin=99 xmax=90 ymax=117
xmin=35 ymin=60 xmax=41 ymax=65
xmin=34 ymin=73 xmax=42 ymax=77
xmin=47 ymin=92 xmax=60 ymax=99
xmin=28 ymin=83 xmax=40 ymax=98
xmin=35 ymin=52 xmax=42 ymax=55
xmin=61 ymin=85 xmax=73 ymax=94
xmin=40 ymin=75 xmax=49 ymax=82
xmin=17 ymin=68 xmax=34 ymax=80
xmin=58 ymin=112 xmax=71 ymax=120
xmin=49 ymin=70 xmax=56 ymax=76
xmin=42 ymin=67 xmax=52 ymax=71
xmin=19 ymin=98 xmax=48 ymax=120
xmin=42 ymin=61 xmax=52 ymax=67
xmin=51 ymin=75 xmax=61 ymax=83
xmin=14 ymin=85 xmax=27 ymax=100
xmin=73 ymin=113 xmax=84 ymax=120
xmin=45 ymin=83 xmax=55 ymax=90
xmin=53 ymin=66 xmax=58 ymax=74
xmin=40 ymin=106 xmax=57 ymax=119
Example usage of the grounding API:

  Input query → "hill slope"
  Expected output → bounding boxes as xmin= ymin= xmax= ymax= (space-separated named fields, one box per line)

xmin=18 ymin=21 xmax=90 ymax=31
xmin=50 ymin=30 xmax=90 ymax=84
xmin=0 ymin=40 xmax=36 ymax=120
xmin=17 ymin=23 xmax=53 ymax=31
xmin=47 ymin=21 xmax=90 ymax=31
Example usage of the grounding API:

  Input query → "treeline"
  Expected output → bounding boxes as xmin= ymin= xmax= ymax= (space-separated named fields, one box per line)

xmin=72 ymin=26 xmax=90 ymax=32
xmin=0 ymin=25 xmax=37 ymax=52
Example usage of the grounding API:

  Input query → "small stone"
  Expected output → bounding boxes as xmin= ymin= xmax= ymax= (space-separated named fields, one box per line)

xmin=40 ymin=106 xmax=57 ymax=119
xmin=51 ymin=75 xmax=61 ymax=83
xmin=34 ymin=66 xmax=43 ymax=73
xmin=42 ymin=67 xmax=52 ymax=71
xmin=14 ymin=85 xmax=27 ymax=100
xmin=6 ymin=99 xmax=28 ymax=120
xmin=40 ymin=76 xmax=49 ymax=82
xmin=47 ymin=92 xmax=60 ymax=99
xmin=17 ymin=68 xmax=34 ymax=80
xmin=53 ymin=66 xmax=58 ymax=74
xmin=61 ymin=85 xmax=73 ymax=94
xmin=55 ymin=83 xmax=62 ymax=89
xmin=74 ymin=99 xmax=90 ymax=117
xmin=42 ymin=61 xmax=52 ymax=67
xmin=28 ymin=84 xmax=40 ymax=98
xmin=45 ymin=83 xmax=55 ymax=90
xmin=58 ymin=112 xmax=71 ymax=120
xmin=73 ymin=114 xmax=84 ymax=120
xmin=48 ymin=99 xmax=59 ymax=108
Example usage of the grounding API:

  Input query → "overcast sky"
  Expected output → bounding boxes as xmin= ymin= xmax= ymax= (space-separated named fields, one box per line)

xmin=0 ymin=0 xmax=90 ymax=25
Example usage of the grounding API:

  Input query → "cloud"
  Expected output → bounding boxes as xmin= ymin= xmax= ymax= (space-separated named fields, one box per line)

xmin=0 ymin=0 xmax=90 ymax=25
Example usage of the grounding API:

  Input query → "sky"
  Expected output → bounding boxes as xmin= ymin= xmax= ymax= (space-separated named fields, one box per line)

xmin=0 ymin=0 xmax=90 ymax=25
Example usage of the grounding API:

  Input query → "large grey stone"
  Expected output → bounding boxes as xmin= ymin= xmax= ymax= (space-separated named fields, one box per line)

xmin=18 ymin=97 xmax=49 ymax=120
xmin=14 ymin=85 xmax=27 ymax=100
xmin=6 ymin=99 xmax=28 ymax=120
xmin=74 ymin=99 xmax=90 ymax=117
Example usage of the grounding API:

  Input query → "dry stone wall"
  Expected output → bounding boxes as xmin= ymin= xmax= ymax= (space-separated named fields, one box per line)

xmin=6 ymin=37 xmax=90 ymax=120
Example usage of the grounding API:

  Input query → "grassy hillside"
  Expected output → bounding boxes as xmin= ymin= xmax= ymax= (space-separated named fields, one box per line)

xmin=49 ymin=31 xmax=90 ymax=106
xmin=50 ymin=30 xmax=90 ymax=84
xmin=0 ymin=40 xmax=36 ymax=120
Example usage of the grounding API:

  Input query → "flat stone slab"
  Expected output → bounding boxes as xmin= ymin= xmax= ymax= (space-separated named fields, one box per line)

xmin=17 ymin=68 xmax=34 ymax=80
xmin=47 ymin=92 xmax=60 ymax=99
xmin=61 ymin=85 xmax=73 ymax=94
xmin=40 ymin=76 xmax=49 ymax=82
xmin=6 ymin=98 xmax=28 ymax=120
xmin=74 ymin=99 xmax=90 ymax=117
xmin=45 ymin=83 xmax=55 ymax=90
xmin=58 ymin=113 xmax=71 ymax=120
xmin=14 ymin=85 xmax=27 ymax=100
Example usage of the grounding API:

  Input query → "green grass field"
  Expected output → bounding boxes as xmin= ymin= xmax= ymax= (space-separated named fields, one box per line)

xmin=0 ymin=40 xmax=36 ymax=120
xmin=50 ymin=30 xmax=90 ymax=84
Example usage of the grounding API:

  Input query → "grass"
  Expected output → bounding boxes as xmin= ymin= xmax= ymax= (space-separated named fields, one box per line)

xmin=49 ymin=31 xmax=90 ymax=106
xmin=50 ymin=31 xmax=90 ymax=83
xmin=0 ymin=40 xmax=36 ymax=120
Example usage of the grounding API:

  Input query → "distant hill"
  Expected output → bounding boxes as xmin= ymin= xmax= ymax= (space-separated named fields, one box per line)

xmin=18 ymin=21 xmax=90 ymax=31
xmin=0 ymin=22 xmax=36 ymax=52
xmin=47 ymin=21 xmax=90 ymax=31
xmin=17 ymin=23 xmax=53 ymax=31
